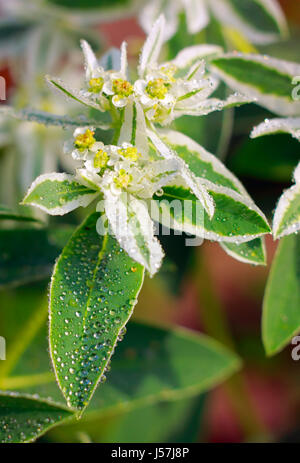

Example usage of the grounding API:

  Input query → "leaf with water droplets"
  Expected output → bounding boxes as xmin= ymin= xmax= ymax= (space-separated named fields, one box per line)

xmin=273 ymin=162 xmax=300 ymax=239
xmin=49 ymin=212 xmax=145 ymax=413
xmin=159 ymin=130 xmax=250 ymax=196
xmin=0 ymin=392 xmax=73 ymax=443
xmin=104 ymin=191 xmax=164 ymax=276
xmin=263 ymin=234 xmax=300 ymax=356
xmin=156 ymin=130 xmax=268 ymax=260
xmin=220 ymin=238 xmax=266 ymax=266
xmin=210 ymin=54 xmax=300 ymax=116
xmin=251 ymin=117 xmax=300 ymax=142
xmin=22 ymin=173 xmax=99 ymax=216
xmin=152 ymin=184 xmax=270 ymax=244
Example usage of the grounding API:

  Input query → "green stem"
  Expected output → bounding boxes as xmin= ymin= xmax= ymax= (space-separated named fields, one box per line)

xmin=193 ymin=248 xmax=270 ymax=441
xmin=111 ymin=108 xmax=124 ymax=145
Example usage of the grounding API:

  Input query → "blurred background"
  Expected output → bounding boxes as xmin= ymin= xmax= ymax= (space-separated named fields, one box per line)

xmin=0 ymin=0 xmax=299 ymax=443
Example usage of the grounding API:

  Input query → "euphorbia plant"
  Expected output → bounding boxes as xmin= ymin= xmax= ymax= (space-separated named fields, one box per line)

xmin=17 ymin=16 xmax=271 ymax=416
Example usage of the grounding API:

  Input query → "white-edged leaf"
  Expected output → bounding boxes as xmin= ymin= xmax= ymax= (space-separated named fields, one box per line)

xmin=273 ymin=162 xmax=300 ymax=239
xmin=174 ymin=93 xmax=254 ymax=119
xmin=46 ymin=76 xmax=102 ymax=111
xmin=147 ymin=129 xmax=215 ymax=218
xmin=22 ymin=173 xmax=99 ymax=216
xmin=172 ymin=44 xmax=223 ymax=70
xmin=138 ymin=14 xmax=165 ymax=78
xmin=210 ymin=53 xmax=300 ymax=117
xmin=251 ymin=117 xmax=300 ymax=142
xmin=220 ymin=238 xmax=267 ymax=266
xmin=104 ymin=191 xmax=164 ymax=276
xmin=210 ymin=0 xmax=288 ymax=45
xmin=0 ymin=105 xmax=111 ymax=130
xmin=152 ymin=184 xmax=270 ymax=243
xmin=158 ymin=129 xmax=251 ymax=197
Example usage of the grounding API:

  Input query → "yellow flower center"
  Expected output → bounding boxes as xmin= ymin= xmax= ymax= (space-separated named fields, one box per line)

xmin=112 ymin=79 xmax=133 ymax=98
xmin=146 ymin=78 xmax=168 ymax=99
xmin=74 ymin=129 xmax=95 ymax=152
xmin=114 ymin=169 xmax=132 ymax=189
xmin=94 ymin=149 xmax=109 ymax=169
xmin=88 ymin=77 xmax=104 ymax=93
xmin=118 ymin=146 xmax=141 ymax=162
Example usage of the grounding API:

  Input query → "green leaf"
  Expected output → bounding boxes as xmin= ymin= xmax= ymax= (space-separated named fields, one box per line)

xmin=251 ymin=117 xmax=300 ymax=142
xmin=220 ymin=238 xmax=266 ymax=266
xmin=3 ymin=318 xmax=240 ymax=437
xmin=153 ymin=185 xmax=270 ymax=244
xmin=0 ymin=105 xmax=112 ymax=130
xmin=49 ymin=212 xmax=145 ymax=413
xmin=0 ymin=226 xmax=74 ymax=289
xmin=22 ymin=173 xmax=99 ymax=216
xmin=0 ymin=392 xmax=73 ymax=443
xmin=228 ymin=133 xmax=300 ymax=182
xmin=210 ymin=54 xmax=300 ymax=116
xmin=263 ymin=234 xmax=300 ymax=355
xmin=0 ymin=204 xmax=40 ymax=223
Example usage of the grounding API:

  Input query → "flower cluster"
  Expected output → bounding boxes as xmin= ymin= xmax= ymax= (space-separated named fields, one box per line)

xmin=66 ymin=127 xmax=178 ymax=201
xmin=49 ymin=16 xmax=234 ymax=129
xmin=31 ymin=15 xmax=258 ymax=275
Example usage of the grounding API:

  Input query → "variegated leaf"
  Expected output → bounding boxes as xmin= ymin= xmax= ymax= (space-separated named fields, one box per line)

xmin=210 ymin=0 xmax=288 ymax=45
xmin=104 ymin=191 xmax=164 ymax=276
xmin=210 ymin=53 xmax=300 ymax=116
xmin=22 ymin=173 xmax=99 ymax=216
xmin=251 ymin=117 xmax=300 ymax=142
xmin=273 ymin=162 xmax=300 ymax=239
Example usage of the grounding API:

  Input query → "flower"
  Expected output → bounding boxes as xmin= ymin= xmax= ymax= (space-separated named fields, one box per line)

xmin=49 ymin=16 xmax=247 ymax=128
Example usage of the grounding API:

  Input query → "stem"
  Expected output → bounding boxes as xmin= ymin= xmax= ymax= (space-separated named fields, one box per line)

xmin=193 ymin=248 xmax=270 ymax=441
xmin=111 ymin=107 xmax=124 ymax=145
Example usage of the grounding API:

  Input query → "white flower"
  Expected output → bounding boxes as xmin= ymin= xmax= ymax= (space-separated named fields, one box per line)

xmin=134 ymin=60 xmax=215 ymax=125
xmin=64 ymin=127 xmax=103 ymax=163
